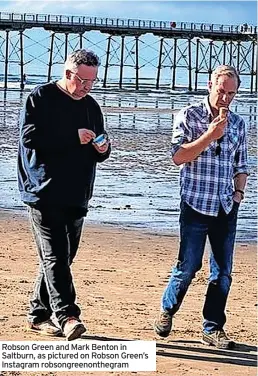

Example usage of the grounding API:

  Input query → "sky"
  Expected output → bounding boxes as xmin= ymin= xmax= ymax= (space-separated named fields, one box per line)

xmin=0 ymin=0 xmax=257 ymax=25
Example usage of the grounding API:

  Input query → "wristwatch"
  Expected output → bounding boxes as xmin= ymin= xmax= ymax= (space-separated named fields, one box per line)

xmin=234 ymin=189 xmax=244 ymax=200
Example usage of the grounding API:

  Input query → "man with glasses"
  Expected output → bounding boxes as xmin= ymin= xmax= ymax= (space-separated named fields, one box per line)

xmin=18 ymin=49 xmax=111 ymax=340
xmin=154 ymin=65 xmax=248 ymax=349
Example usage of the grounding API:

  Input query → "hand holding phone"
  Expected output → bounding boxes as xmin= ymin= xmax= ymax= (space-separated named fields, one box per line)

xmin=92 ymin=133 xmax=110 ymax=154
xmin=92 ymin=133 xmax=108 ymax=147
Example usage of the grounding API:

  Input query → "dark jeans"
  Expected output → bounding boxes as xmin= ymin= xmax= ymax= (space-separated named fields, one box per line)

xmin=162 ymin=200 xmax=239 ymax=333
xmin=28 ymin=206 xmax=84 ymax=329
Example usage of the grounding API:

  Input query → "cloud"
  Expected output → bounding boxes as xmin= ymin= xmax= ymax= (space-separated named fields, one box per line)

xmin=0 ymin=0 xmax=48 ymax=13
xmin=0 ymin=1 xmax=170 ymax=20
xmin=0 ymin=1 xmax=160 ymax=16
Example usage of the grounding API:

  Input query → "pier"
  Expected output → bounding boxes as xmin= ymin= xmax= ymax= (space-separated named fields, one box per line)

xmin=0 ymin=12 xmax=257 ymax=92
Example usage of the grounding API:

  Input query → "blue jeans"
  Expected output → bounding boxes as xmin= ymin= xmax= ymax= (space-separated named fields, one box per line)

xmin=28 ymin=206 xmax=84 ymax=329
xmin=162 ymin=200 xmax=239 ymax=333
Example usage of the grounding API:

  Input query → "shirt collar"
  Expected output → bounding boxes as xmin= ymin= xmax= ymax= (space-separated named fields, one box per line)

xmin=203 ymin=96 xmax=213 ymax=118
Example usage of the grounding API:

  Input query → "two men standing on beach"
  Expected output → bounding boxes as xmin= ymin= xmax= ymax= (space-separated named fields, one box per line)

xmin=154 ymin=65 xmax=248 ymax=349
xmin=18 ymin=53 xmax=248 ymax=347
xmin=18 ymin=49 xmax=111 ymax=340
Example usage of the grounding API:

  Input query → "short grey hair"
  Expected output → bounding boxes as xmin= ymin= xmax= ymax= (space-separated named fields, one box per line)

xmin=211 ymin=65 xmax=241 ymax=88
xmin=65 ymin=49 xmax=101 ymax=71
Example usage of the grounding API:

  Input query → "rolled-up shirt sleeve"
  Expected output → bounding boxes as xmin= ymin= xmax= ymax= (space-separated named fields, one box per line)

xmin=171 ymin=109 xmax=192 ymax=158
xmin=233 ymin=119 xmax=249 ymax=176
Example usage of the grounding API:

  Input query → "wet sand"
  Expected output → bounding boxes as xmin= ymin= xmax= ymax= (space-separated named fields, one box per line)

xmin=0 ymin=209 xmax=257 ymax=375
xmin=0 ymin=89 xmax=257 ymax=242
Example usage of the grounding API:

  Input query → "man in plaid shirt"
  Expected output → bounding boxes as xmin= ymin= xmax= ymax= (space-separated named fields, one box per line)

xmin=154 ymin=65 xmax=249 ymax=349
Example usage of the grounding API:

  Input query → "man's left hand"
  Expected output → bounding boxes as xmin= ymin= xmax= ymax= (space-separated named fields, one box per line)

xmin=233 ymin=191 xmax=243 ymax=203
xmin=92 ymin=140 xmax=110 ymax=154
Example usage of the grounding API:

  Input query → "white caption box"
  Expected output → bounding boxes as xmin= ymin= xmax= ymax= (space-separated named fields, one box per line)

xmin=0 ymin=340 xmax=156 ymax=371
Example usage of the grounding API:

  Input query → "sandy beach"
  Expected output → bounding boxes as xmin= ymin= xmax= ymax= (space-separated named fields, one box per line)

xmin=0 ymin=209 xmax=257 ymax=376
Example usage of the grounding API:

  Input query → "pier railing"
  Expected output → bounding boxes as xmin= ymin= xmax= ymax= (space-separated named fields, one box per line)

xmin=0 ymin=12 xmax=257 ymax=36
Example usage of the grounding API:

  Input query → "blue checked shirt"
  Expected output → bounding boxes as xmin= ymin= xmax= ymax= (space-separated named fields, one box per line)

xmin=171 ymin=97 xmax=249 ymax=216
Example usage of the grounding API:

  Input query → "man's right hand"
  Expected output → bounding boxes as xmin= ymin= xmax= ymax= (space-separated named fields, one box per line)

xmin=78 ymin=129 xmax=96 ymax=144
xmin=207 ymin=116 xmax=228 ymax=141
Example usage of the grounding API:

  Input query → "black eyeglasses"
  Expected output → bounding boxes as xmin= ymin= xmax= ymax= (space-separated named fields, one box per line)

xmin=70 ymin=71 xmax=100 ymax=86
xmin=215 ymin=137 xmax=223 ymax=156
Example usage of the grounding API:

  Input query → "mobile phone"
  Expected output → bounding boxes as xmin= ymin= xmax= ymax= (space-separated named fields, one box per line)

xmin=93 ymin=133 xmax=108 ymax=147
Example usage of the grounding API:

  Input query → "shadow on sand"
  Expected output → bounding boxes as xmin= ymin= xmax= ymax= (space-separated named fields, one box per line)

xmin=156 ymin=340 xmax=257 ymax=367
xmin=80 ymin=334 xmax=257 ymax=367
